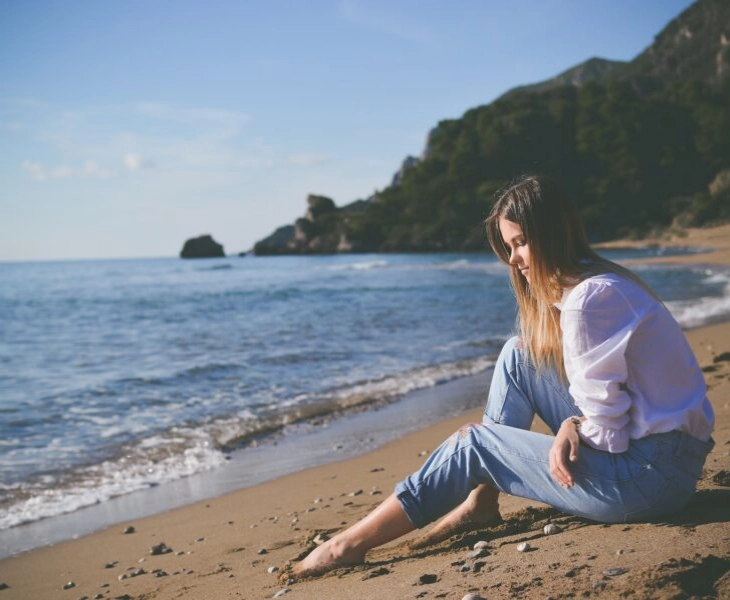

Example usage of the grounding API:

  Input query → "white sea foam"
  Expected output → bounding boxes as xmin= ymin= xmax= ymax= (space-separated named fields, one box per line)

xmin=0 ymin=429 xmax=228 ymax=530
xmin=325 ymin=259 xmax=390 ymax=271
xmin=668 ymin=269 xmax=730 ymax=328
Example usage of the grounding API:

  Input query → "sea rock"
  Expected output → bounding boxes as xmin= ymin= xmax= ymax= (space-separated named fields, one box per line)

xmin=180 ymin=234 xmax=225 ymax=259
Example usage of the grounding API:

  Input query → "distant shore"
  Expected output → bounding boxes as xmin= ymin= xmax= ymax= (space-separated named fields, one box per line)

xmin=1 ymin=224 xmax=729 ymax=599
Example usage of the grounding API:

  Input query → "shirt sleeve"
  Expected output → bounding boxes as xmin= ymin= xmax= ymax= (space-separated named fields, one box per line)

xmin=561 ymin=280 xmax=640 ymax=453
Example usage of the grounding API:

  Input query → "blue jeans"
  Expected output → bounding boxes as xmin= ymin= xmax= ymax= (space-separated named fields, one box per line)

xmin=395 ymin=337 xmax=714 ymax=527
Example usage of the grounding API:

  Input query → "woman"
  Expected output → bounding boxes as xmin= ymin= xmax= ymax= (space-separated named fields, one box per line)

xmin=292 ymin=174 xmax=715 ymax=578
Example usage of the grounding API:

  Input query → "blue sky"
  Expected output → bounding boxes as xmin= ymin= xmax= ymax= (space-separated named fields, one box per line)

xmin=0 ymin=0 xmax=695 ymax=261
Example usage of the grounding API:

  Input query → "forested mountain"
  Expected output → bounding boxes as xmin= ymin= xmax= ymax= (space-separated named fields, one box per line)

xmin=254 ymin=0 xmax=730 ymax=255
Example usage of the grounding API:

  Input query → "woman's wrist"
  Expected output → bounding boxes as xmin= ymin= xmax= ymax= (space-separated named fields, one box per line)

xmin=562 ymin=416 xmax=583 ymax=431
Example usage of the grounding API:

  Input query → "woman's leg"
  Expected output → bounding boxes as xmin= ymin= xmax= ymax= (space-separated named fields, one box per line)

xmin=411 ymin=336 xmax=579 ymax=545
xmin=292 ymin=493 xmax=414 ymax=578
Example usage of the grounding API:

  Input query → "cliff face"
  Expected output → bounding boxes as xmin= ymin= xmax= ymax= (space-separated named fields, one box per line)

xmin=252 ymin=0 xmax=730 ymax=256
xmin=626 ymin=0 xmax=730 ymax=84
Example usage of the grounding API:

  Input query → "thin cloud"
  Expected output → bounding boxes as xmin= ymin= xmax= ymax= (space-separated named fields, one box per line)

xmin=123 ymin=153 xmax=156 ymax=171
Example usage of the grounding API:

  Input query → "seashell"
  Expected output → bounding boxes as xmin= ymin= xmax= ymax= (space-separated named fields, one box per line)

xmin=543 ymin=523 xmax=561 ymax=535
xmin=517 ymin=542 xmax=531 ymax=552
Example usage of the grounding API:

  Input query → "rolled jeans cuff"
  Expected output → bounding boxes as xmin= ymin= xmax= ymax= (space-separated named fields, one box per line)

xmin=394 ymin=482 xmax=428 ymax=529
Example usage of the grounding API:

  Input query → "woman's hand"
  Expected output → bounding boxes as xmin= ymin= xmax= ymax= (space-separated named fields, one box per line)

xmin=549 ymin=419 xmax=582 ymax=487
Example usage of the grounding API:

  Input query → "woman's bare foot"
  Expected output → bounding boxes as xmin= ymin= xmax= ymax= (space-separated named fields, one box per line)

xmin=289 ymin=493 xmax=415 ymax=580
xmin=410 ymin=484 xmax=502 ymax=550
xmin=290 ymin=537 xmax=365 ymax=580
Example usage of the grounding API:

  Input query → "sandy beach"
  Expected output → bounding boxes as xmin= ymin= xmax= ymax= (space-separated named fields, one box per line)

xmin=2 ymin=225 xmax=730 ymax=600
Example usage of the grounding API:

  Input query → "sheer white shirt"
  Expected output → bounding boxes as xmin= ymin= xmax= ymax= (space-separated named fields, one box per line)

xmin=558 ymin=272 xmax=714 ymax=453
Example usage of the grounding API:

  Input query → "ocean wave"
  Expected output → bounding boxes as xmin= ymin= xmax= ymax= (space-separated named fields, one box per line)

xmin=0 ymin=428 xmax=229 ymax=530
xmin=0 ymin=355 xmax=496 ymax=531
xmin=668 ymin=268 xmax=730 ymax=328
xmin=326 ymin=259 xmax=390 ymax=271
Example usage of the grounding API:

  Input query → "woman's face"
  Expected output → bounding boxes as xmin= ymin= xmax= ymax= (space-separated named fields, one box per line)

xmin=499 ymin=218 xmax=531 ymax=281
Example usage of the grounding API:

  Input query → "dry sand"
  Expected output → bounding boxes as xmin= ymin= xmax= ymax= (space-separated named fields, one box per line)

xmin=2 ymin=225 xmax=730 ymax=600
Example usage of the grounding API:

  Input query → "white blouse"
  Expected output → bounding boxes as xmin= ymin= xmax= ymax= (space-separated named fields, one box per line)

xmin=558 ymin=272 xmax=714 ymax=453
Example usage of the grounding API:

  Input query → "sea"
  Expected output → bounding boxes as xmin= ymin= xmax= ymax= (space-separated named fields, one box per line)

xmin=1 ymin=248 xmax=729 ymax=557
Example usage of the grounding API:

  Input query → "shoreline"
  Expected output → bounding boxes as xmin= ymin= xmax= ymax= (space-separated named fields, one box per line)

xmin=0 ymin=369 xmax=494 ymax=560
xmin=1 ymin=224 xmax=730 ymax=598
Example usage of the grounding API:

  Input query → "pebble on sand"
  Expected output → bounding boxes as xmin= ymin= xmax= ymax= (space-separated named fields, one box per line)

xmin=473 ymin=540 xmax=489 ymax=550
xmin=63 ymin=581 xmax=76 ymax=590
xmin=462 ymin=594 xmax=486 ymax=600
xmin=313 ymin=533 xmax=330 ymax=545
xmin=273 ymin=589 xmax=290 ymax=598
xmin=150 ymin=542 xmax=173 ymax=556
xmin=267 ymin=566 xmax=279 ymax=574
xmin=122 ymin=526 xmax=136 ymax=534
xmin=543 ymin=523 xmax=562 ymax=535
xmin=517 ymin=542 xmax=531 ymax=552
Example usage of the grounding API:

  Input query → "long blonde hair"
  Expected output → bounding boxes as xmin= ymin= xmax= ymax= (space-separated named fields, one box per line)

xmin=485 ymin=174 xmax=657 ymax=376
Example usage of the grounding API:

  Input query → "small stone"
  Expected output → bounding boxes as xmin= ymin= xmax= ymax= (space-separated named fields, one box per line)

xmin=0 ymin=583 xmax=9 ymax=590
xmin=154 ymin=570 xmax=169 ymax=578
xmin=604 ymin=567 xmax=628 ymax=577
xmin=131 ymin=568 xmax=146 ymax=577
xmin=462 ymin=594 xmax=486 ymax=600
xmin=418 ymin=573 xmax=438 ymax=584
xmin=273 ymin=590 xmax=290 ymax=598
xmin=94 ymin=595 xmax=104 ymax=599
xmin=63 ymin=581 xmax=76 ymax=590
xmin=150 ymin=542 xmax=172 ymax=556
xmin=543 ymin=523 xmax=561 ymax=535
xmin=468 ymin=548 xmax=489 ymax=559
xmin=267 ymin=565 xmax=279 ymax=574
xmin=517 ymin=542 xmax=531 ymax=552
xmin=257 ymin=548 xmax=268 ymax=555
xmin=459 ymin=563 xmax=471 ymax=572
xmin=473 ymin=540 xmax=489 ymax=550
xmin=196 ymin=537 xmax=205 ymax=542
xmin=418 ymin=450 xmax=428 ymax=456
xmin=122 ymin=525 xmax=136 ymax=534
xmin=348 ymin=489 xmax=363 ymax=497
xmin=104 ymin=561 xmax=117 ymax=569
xmin=118 ymin=574 xmax=128 ymax=581
xmin=313 ymin=533 xmax=329 ymax=545
xmin=138 ymin=558 xmax=145 ymax=563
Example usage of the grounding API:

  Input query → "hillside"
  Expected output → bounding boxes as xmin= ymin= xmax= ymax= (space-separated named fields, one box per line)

xmin=253 ymin=0 xmax=730 ymax=255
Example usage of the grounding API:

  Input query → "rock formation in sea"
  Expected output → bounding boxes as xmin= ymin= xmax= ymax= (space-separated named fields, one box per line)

xmin=180 ymin=235 xmax=225 ymax=259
